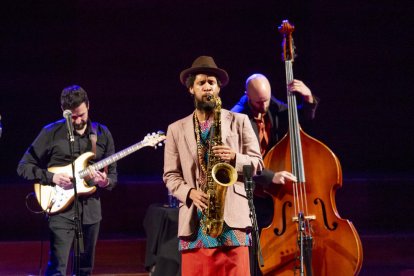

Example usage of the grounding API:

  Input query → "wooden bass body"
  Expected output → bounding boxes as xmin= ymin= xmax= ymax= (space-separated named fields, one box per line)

xmin=260 ymin=130 xmax=363 ymax=275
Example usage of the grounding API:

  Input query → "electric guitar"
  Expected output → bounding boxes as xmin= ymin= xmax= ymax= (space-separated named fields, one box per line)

xmin=34 ymin=131 xmax=166 ymax=214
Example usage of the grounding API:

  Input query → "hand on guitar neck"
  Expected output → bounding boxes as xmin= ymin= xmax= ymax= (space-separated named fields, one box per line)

xmin=84 ymin=166 xmax=110 ymax=188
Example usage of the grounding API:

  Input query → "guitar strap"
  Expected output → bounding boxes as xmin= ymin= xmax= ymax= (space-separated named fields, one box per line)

xmin=89 ymin=122 xmax=108 ymax=174
xmin=89 ymin=122 xmax=98 ymax=158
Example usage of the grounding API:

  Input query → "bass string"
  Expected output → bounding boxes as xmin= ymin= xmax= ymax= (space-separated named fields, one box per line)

xmin=285 ymin=60 xmax=311 ymax=232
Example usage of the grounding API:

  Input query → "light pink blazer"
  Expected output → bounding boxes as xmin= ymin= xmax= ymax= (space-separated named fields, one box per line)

xmin=163 ymin=109 xmax=264 ymax=237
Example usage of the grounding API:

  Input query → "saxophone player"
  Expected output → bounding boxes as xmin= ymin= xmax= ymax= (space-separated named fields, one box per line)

xmin=163 ymin=56 xmax=264 ymax=276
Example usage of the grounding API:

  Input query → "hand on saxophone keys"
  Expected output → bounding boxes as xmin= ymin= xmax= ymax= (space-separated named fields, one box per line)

xmin=212 ymin=145 xmax=235 ymax=162
xmin=189 ymin=188 xmax=208 ymax=211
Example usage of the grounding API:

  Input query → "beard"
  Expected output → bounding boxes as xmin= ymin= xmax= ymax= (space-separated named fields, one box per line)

xmin=194 ymin=97 xmax=216 ymax=112
xmin=74 ymin=120 xmax=87 ymax=131
xmin=248 ymin=101 xmax=269 ymax=115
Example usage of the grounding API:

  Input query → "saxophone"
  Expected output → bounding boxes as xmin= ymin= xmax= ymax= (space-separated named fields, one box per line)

xmin=202 ymin=95 xmax=238 ymax=238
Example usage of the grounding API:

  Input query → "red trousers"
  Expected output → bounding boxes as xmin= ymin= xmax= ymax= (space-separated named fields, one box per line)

xmin=182 ymin=246 xmax=250 ymax=276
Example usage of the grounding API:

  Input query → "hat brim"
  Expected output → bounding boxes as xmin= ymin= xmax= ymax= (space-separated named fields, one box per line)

xmin=180 ymin=67 xmax=229 ymax=87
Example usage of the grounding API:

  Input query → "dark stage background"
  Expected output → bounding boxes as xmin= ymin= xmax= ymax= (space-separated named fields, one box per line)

xmin=0 ymin=0 xmax=413 ymax=235
xmin=1 ymin=0 xmax=413 ymax=177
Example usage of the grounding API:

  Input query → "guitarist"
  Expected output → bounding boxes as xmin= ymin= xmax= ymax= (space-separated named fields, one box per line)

xmin=17 ymin=85 xmax=118 ymax=276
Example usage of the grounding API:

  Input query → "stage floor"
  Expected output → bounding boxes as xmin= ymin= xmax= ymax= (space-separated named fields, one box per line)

xmin=1 ymin=234 xmax=413 ymax=276
xmin=1 ymin=174 xmax=413 ymax=275
xmin=0 ymin=239 xmax=148 ymax=276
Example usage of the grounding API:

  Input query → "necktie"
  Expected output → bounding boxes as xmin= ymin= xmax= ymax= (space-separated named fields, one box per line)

xmin=255 ymin=115 xmax=269 ymax=156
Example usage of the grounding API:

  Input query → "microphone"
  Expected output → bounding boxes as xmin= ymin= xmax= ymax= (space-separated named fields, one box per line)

xmin=63 ymin=110 xmax=74 ymax=142
xmin=243 ymin=164 xmax=254 ymax=192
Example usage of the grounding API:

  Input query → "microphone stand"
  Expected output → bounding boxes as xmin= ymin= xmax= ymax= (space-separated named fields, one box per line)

xmin=244 ymin=166 xmax=264 ymax=276
xmin=67 ymin=132 xmax=84 ymax=276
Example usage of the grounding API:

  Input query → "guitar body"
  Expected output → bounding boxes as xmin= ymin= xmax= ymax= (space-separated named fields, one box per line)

xmin=34 ymin=152 xmax=97 ymax=214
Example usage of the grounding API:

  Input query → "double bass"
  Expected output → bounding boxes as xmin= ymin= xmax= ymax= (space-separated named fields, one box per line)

xmin=259 ymin=20 xmax=363 ymax=275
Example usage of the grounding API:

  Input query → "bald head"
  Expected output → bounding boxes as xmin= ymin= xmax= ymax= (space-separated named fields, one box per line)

xmin=245 ymin=74 xmax=271 ymax=114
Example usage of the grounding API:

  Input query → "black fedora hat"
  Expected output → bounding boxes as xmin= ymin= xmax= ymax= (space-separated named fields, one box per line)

xmin=180 ymin=56 xmax=229 ymax=87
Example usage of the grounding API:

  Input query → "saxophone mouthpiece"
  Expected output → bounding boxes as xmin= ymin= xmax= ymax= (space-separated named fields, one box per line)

xmin=206 ymin=95 xmax=213 ymax=101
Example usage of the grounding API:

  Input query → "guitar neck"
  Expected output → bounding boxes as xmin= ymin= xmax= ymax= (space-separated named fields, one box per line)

xmin=78 ymin=140 xmax=147 ymax=178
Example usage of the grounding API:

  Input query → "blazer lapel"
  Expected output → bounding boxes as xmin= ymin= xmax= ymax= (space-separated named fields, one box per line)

xmin=221 ymin=109 xmax=233 ymax=144
xmin=182 ymin=113 xmax=199 ymax=171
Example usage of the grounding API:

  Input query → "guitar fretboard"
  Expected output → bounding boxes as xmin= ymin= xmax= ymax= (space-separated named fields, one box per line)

xmin=77 ymin=134 xmax=164 ymax=179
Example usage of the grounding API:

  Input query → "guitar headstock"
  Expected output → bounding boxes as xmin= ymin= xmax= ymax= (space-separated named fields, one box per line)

xmin=143 ymin=131 xmax=166 ymax=149
xmin=278 ymin=20 xmax=295 ymax=62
